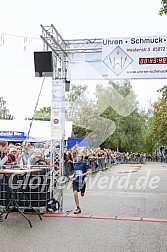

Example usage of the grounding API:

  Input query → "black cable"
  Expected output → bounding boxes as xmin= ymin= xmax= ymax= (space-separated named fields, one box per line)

xmin=25 ymin=77 xmax=45 ymax=143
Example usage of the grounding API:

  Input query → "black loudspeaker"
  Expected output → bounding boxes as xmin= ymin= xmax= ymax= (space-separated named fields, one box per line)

xmin=34 ymin=51 xmax=53 ymax=77
xmin=65 ymin=80 xmax=70 ymax=92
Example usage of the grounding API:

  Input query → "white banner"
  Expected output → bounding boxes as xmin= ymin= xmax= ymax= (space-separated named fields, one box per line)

xmin=67 ymin=52 xmax=103 ymax=80
xmin=67 ymin=35 xmax=167 ymax=80
xmin=51 ymin=80 xmax=65 ymax=140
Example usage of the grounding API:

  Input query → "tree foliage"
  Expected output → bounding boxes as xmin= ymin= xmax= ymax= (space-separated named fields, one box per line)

xmin=65 ymin=83 xmax=88 ymax=121
xmin=159 ymin=0 xmax=167 ymax=15
xmin=65 ymin=83 xmax=98 ymax=141
xmin=27 ymin=83 xmax=88 ymax=123
xmin=26 ymin=81 xmax=156 ymax=152
xmin=26 ymin=107 xmax=51 ymax=121
xmin=0 ymin=97 xmax=14 ymax=120
xmin=95 ymin=81 xmax=146 ymax=151
xmin=67 ymin=80 xmax=147 ymax=151
xmin=141 ymin=103 xmax=155 ymax=153
xmin=152 ymin=85 xmax=167 ymax=145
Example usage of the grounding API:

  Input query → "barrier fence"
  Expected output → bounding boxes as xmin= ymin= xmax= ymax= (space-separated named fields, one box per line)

xmin=0 ymin=166 xmax=53 ymax=213
xmin=1 ymin=154 xmax=163 ymax=214
xmin=63 ymin=154 xmax=161 ymax=177
xmin=64 ymin=157 xmax=113 ymax=177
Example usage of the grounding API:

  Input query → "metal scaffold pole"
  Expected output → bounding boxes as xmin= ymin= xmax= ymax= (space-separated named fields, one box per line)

xmin=40 ymin=24 xmax=103 ymax=212
xmin=40 ymin=24 xmax=67 ymax=212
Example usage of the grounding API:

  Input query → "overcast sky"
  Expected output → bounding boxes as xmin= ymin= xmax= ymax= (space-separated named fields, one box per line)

xmin=0 ymin=0 xmax=166 ymax=119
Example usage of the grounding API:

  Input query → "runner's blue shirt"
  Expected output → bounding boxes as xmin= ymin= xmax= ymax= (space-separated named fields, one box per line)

xmin=73 ymin=160 xmax=91 ymax=183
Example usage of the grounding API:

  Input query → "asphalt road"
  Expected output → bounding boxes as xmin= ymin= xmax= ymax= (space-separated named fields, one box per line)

xmin=1 ymin=162 xmax=167 ymax=252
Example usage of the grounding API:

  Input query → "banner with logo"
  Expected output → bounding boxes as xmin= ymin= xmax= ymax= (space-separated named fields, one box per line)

xmin=67 ymin=35 xmax=167 ymax=80
xmin=51 ymin=80 xmax=65 ymax=140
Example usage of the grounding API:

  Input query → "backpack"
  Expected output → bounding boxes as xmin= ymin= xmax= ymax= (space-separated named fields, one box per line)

xmin=47 ymin=198 xmax=60 ymax=213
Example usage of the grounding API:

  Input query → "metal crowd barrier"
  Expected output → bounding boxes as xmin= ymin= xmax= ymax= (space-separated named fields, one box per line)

xmin=62 ymin=156 xmax=116 ymax=178
xmin=0 ymin=166 xmax=53 ymax=213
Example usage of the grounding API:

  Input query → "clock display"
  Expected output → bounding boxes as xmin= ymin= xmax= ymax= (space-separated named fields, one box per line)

xmin=139 ymin=57 xmax=167 ymax=64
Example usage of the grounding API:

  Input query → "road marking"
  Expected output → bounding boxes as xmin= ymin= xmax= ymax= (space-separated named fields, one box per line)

xmin=43 ymin=213 xmax=167 ymax=223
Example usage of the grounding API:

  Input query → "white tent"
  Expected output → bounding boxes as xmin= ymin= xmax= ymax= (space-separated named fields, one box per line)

xmin=0 ymin=120 xmax=72 ymax=141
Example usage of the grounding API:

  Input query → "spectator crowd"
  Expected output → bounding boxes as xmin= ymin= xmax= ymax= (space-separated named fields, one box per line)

xmin=0 ymin=139 xmax=167 ymax=174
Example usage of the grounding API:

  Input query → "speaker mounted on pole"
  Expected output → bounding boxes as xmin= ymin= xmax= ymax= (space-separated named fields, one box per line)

xmin=65 ymin=80 xmax=70 ymax=92
xmin=34 ymin=51 xmax=53 ymax=77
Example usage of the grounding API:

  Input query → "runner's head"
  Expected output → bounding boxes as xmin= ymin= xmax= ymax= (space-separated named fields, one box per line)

xmin=77 ymin=154 xmax=83 ymax=162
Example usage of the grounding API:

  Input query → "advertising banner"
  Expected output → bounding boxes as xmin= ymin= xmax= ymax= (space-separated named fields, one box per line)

xmin=67 ymin=35 xmax=167 ymax=80
xmin=51 ymin=80 xmax=65 ymax=140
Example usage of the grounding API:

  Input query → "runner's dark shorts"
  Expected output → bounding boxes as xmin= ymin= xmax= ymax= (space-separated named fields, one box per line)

xmin=73 ymin=181 xmax=86 ymax=193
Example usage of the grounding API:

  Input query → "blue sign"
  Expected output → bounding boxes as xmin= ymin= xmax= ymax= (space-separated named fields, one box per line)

xmin=0 ymin=131 xmax=41 ymax=142
xmin=0 ymin=131 xmax=25 ymax=138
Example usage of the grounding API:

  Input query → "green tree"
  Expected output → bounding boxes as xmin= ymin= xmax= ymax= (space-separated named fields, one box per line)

xmin=152 ymin=85 xmax=167 ymax=145
xmin=26 ymin=81 xmax=150 ymax=152
xmin=26 ymin=107 xmax=51 ymax=121
xmin=95 ymin=81 xmax=146 ymax=151
xmin=65 ymin=83 xmax=92 ymax=137
xmin=65 ymin=83 xmax=88 ymax=121
xmin=159 ymin=0 xmax=167 ymax=15
xmin=142 ymin=102 xmax=156 ymax=154
xmin=72 ymin=100 xmax=95 ymax=138
xmin=0 ymin=97 xmax=14 ymax=120
xmin=26 ymin=83 xmax=88 ymax=123
xmin=68 ymin=80 xmax=148 ymax=151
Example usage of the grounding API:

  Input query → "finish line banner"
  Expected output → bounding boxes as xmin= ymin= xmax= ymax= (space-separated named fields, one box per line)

xmin=67 ymin=35 xmax=167 ymax=80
